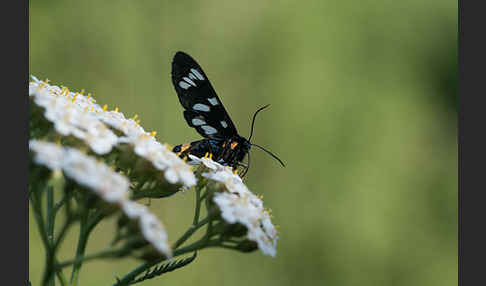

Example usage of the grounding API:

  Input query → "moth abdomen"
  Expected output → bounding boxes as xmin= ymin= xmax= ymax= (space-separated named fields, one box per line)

xmin=173 ymin=139 xmax=224 ymax=160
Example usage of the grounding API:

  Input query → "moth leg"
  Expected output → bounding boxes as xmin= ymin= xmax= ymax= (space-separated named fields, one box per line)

xmin=236 ymin=162 xmax=249 ymax=178
xmin=205 ymin=139 xmax=214 ymax=158
xmin=236 ymin=162 xmax=248 ymax=168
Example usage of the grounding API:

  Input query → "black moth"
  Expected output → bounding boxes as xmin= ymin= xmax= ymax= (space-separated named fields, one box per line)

xmin=171 ymin=51 xmax=285 ymax=177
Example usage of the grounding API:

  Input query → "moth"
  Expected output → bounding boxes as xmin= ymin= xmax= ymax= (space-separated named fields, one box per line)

xmin=171 ymin=51 xmax=285 ymax=176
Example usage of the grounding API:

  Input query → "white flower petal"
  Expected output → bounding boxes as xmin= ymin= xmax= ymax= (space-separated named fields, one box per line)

xmin=129 ymin=135 xmax=196 ymax=188
xmin=140 ymin=212 xmax=172 ymax=257
xmin=121 ymin=200 xmax=149 ymax=219
xmin=120 ymin=200 xmax=172 ymax=258
xmin=188 ymin=154 xmax=224 ymax=171
xmin=29 ymin=140 xmax=64 ymax=170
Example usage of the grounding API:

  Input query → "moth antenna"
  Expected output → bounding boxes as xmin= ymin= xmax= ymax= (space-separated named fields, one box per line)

xmin=248 ymin=104 xmax=270 ymax=142
xmin=250 ymin=143 xmax=285 ymax=168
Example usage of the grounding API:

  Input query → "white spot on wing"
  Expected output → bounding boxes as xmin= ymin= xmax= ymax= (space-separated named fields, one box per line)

xmin=208 ymin=97 xmax=218 ymax=106
xmin=179 ymin=81 xmax=191 ymax=89
xmin=188 ymin=73 xmax=197 ymax=80
xmin=190 ymin=69 xmax=205 ymax=80
xmin=201 ymin=125 xmax=218 ymax=135
xmin=220 ymin=121 xmax=228 ymax=128
xmin=193 ymin=104 xmax=210 ymax=112
xmin=192 ymin=118 xmax=205 ymax=126
xmin=183 ymin=77 xmax=196 ymax=87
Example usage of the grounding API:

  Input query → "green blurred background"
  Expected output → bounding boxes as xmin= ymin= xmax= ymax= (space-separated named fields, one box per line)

xmin=29 ymin=0 xmax=457 ymax=285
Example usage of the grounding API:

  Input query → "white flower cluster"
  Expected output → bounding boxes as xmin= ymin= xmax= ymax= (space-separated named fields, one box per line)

xmin=29 ymin=76 xmax=196 ymax=188
xmin=29 ymin=77 xmax=117 ymax=154
xmin=29 ymin=140 xmax=172 ymax=258
xmin=190 ymin=155 xmax=279 ymax=257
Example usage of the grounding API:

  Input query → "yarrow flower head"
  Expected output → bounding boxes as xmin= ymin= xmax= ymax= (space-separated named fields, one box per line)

xmin=29 ymin=78 xmax=118 ymax=154
xmin=29 ymin=76 xmax=196 ymax=188
xmin=29 ymin=140 xmax=130 ymax=203
xmin=198 ymin=157 xmax=279 ymax=257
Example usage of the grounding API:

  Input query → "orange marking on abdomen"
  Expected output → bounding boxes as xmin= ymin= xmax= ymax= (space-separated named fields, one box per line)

xmin=180 ymin=144 xmax=190 ymax=152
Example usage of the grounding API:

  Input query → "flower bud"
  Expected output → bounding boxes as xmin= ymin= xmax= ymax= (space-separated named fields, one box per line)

xmin=235 ymin=239 xmax=258 ymax=253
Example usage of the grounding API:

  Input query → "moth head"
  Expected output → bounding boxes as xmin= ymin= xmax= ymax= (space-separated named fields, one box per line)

xmin=242 ymin=139 xmax=252 ymax=153
xmin=231 ymin=136 xmax=251 ymax=153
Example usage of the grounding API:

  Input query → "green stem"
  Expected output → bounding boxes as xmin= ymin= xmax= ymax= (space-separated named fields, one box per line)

xmin=30 ymin=194 xmax=50 ymax=258
xmin=52 ymin=193 xmax=68 ymax=217
xmin=172 ymin=216 xmax=211 ymax=250
xmin=31 ymin=193 xmax=54 ymax=286
xmin=58 ymin=247 xmax=125 ymax=269
xmin=69 ymin=212 xmax=89 ymax=286
xmin=69 ymin=208 xmax=106 ymax=285
xmin=193 ymin=187 xmax=202 ymax=225
xmin=55 ymin=268 xmax=68 ymax=286
xmin=204 ymin=220 xmax=213 ymax=243
xmin=172 ymin=182 xmax=210 ymax=250
xmin=172 ymin=238 xmax=219 ymax=256
xmin=131 ymin=189 xmax=175 ymax=200
xmin=41 ymin=175 xmax=72 ymax=286
xmin=86 ymin=211 xmax=106 ymax=233
xmin=52 ymin=218 xmax=73 ymax=252
xmin=46 ymin=187 xmax=55 ymax=286
xmin=49 ymin=218 xmax=73 ymax=286
xmin=53 ymin=195 xmax=76 ymax=286
xmin=199 ymin=191 xmax=208 ymax=202
xmin=46 ymin=186 xmax=55 ymax=244
xmin=30 ymin=184 xmax=58 ymax=286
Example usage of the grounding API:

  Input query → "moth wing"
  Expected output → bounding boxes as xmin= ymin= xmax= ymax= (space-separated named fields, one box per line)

xmin=171 ymin=51 xmax=238 ymax=139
